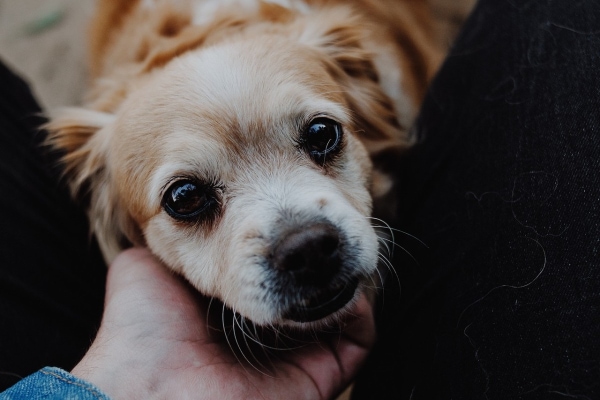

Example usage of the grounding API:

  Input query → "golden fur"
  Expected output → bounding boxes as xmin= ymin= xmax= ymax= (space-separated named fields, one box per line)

xmin=47 ymin=0 xmax=442 ymax=327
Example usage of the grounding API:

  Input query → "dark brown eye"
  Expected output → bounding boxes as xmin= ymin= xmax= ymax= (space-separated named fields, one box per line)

xmin=162 ymin=180 xmax=214 ymax=221
xmin=303 ymin=118 xmax=343 ymax=163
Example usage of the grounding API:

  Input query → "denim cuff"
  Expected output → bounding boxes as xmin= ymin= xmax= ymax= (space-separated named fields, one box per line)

xmin=0 ymin=367 xmax=111 ymax=400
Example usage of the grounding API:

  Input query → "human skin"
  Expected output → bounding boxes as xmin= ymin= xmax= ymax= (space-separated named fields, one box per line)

xmin=72 ymin=248 xmax=376 ymax=399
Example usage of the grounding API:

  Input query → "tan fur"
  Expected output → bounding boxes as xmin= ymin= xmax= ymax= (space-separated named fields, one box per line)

xmin=46 ymin=0 xmax=442 ymax=326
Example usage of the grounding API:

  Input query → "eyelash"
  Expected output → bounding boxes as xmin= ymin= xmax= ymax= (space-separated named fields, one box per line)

xmin=160 ymin=176 xmax=223 ymax=225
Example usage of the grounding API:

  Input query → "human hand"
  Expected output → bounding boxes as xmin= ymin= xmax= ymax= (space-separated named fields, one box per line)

xmin=72 ymin=248 xmax=376 ymax=399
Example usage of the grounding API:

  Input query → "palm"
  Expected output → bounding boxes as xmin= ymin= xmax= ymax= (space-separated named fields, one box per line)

xmin=73 ymin=248 xmax=375 ymax=400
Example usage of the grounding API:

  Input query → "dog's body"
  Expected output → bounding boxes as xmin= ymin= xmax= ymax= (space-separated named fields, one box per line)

xmin=48 ymin=0 xmax=441 ymax=327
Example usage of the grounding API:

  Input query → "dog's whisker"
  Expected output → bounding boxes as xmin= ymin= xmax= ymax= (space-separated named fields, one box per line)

xmin=221 ymin=287 xmax=260 ymax=370
xmin=377 ymin=236 xmax=404 ymax=257
xmin=239 ymin=317 xmax=265 ymax=353
xmin=374 ymin=226 xmax=428 ymax=249
xmin=368 ymin=216 xmax=395 ymax=239
xmin=385 ymin=239 xmax=421 ymax=267
xmin=233 ymin=314 xmax=274 ymax=377
xmin=377 ymin=251 xmax=395 ymax=276
xmin=369 ymin=217 xmax=422 ymax=268
xmin=368 ymin=266 xmax=385 ymax=291
xmin=268 ymin=323 xmax=300 ymax=349
xmin=378 ymin=252 xmax=401 ymax=294
xmin=221 ymin=302 xmax=238 ymax=359
xmin=241 ymin=318 xmax=278 ymax=371
xmin=369 ymin=217 xmax=397 ymax=261
xmin=239 ymin=322 xmax=292 ymax=351
xmin=230 ymin=311 xmax=259 ymax=374
xmin=248 ymin=322 xmax=264 ymax=345
xmin=375 ymin=262 xmax=386 ymax=287
xmin=231 ymin=312 xmax=255 ymax=371
xmin=263 ymin=322 xmax=310 ymax=349
xmin=205 ymin=296 xmax=217 ymax=333
xmin=368 ymin=218 xmax=429 ymax=248
xmin=252 ymin=322 xmax=263 ymax=346
xmin=377 ymin=234 xmax=394 ymax=259
xmin=369 ymin=260 xmax=389 ymax=306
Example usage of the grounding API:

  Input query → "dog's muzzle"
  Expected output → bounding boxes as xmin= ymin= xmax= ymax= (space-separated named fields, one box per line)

xmin=271 ymin=222 xmax=360 ymax=323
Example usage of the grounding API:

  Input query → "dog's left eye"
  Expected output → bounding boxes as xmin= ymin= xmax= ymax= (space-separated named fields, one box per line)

xmin=162 ymin=180 xmax=216 ymax=221
xmin=303 ymin=118 xmax=343 ymax=163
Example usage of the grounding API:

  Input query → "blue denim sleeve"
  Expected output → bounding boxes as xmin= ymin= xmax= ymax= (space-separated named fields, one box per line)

xmin=0 ymin=367 xmax=111 ymax=400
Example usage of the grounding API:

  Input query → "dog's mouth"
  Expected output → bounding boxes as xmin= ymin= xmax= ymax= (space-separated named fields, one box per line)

xmin=284 ymin=277 xmax=359 ymax=323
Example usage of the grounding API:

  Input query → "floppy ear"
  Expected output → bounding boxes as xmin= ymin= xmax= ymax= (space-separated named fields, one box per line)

xmin=45 ymin=109 xmax=142 ymax=263
xmin=298 ymin=8 xmax=410 ymax=221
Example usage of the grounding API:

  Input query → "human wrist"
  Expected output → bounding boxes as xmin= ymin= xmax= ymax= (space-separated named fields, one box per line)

xmin=71 ymin=337 xmax=155 ymax=399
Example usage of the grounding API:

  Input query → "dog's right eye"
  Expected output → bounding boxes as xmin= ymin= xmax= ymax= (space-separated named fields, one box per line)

xmin=162 ymin=180 xmax=216 ymax=221
xmin=302 ymin=117 xmax=343 ymax=164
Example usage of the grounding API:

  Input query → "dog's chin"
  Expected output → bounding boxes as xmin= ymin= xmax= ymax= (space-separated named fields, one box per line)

xmin=282 ymin=277 xmax=360 ymax=324
xmin=213 ymin=279 xmax=364 ymax=332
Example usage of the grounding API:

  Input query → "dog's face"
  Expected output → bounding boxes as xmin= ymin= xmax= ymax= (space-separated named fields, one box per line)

xmin=74 ymin=36 xmax=380 ymax=326
xmin=46 ymin=0 xmax=430 ymax=327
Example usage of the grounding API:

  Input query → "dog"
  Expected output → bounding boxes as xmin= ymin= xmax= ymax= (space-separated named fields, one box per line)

xmin=47 ymin=0 xmax=441 ymax=328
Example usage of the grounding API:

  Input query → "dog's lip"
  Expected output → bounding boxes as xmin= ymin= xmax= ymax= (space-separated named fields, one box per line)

xmin=284 ymin=278 xmax=360 ymax=323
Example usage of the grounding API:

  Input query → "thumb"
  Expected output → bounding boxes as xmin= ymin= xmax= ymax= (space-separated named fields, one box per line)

xmin=106 ymin=247 xmax=169 ymax=298
xmin=103 ymin=247 xmax=205 ymax=332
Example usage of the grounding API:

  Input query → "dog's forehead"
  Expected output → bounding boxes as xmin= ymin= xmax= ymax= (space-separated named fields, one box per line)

xmin=117 ymin=37 xmax=348 ymax=164
xmin=147 ymin=38 xmax=348 ymax=138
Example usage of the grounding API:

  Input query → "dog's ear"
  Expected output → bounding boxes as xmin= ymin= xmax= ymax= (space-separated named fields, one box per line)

xmin=298 ymin=8 xmax=410 ymax=221
xmin=45 ymin=109 xmax=143 ymax=263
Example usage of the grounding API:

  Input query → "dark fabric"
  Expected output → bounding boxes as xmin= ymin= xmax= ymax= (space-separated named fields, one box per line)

xmin=353 ymin=0 xmax=600 ymax=399
xmin=2 ymin=0 xmax=600 ymax=397
xmin=0 ymin=61 xmax=106 ymax=390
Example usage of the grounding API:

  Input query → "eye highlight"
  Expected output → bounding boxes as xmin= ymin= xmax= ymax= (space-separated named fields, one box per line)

xmin=302 ymin=117 xmax=343 ymax=164
xmin=162 ymin=179 xmax=219 ymax=222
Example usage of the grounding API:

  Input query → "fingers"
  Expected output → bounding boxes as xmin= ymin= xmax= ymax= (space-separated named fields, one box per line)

xmin=332 ymin=294 xmax=376 ymax=384
xmin=284 ymin=293 xmax=376 ymax=399
xmin=340 ymin=293 xmax=377 ymax=349
xmin=103 ymin=248 xmax=376 ymax=400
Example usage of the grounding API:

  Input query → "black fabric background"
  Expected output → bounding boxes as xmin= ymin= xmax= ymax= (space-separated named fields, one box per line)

xmin=0 ymin=62 xmax=106 ymax=390
xmin=354 ymin=0 xmax=600 ymax=398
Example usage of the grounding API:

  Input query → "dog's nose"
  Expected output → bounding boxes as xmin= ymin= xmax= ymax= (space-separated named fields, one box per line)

xmin=272 ymin=223 xmax=342 ymax=284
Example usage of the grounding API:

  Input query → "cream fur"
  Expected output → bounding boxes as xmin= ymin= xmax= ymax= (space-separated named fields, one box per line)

xmin=47 ymin=0 xmax=442 ymax=327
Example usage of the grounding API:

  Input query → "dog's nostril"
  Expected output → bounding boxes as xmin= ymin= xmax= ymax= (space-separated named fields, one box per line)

xmin=272 ymin=223 xmax=341 ymax=281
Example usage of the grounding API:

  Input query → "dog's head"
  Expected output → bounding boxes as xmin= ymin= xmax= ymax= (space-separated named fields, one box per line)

xmin=47 ymin=4 xmax=411 ymax=327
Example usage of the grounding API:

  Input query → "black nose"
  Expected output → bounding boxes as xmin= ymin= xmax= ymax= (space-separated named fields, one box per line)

xmin=272 ymin=223 xmax=342 ymax=285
